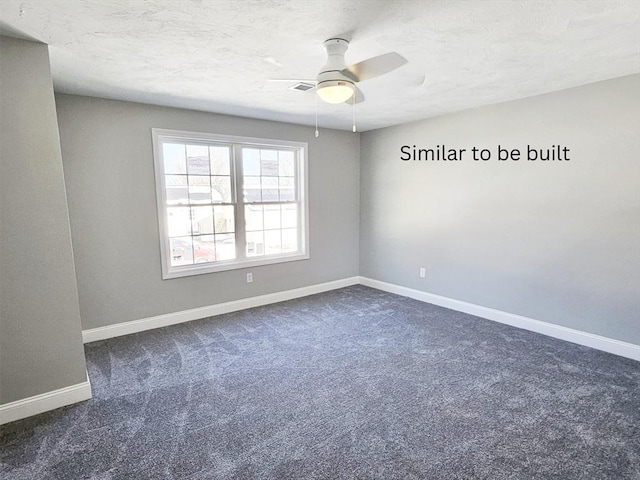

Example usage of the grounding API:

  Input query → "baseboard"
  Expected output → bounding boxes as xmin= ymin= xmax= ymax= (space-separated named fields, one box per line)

xmin=81 ymin=274 xmax=638 ymax=361
xmin=0 ymin=372 xmax=92 ymax=425
xmin=83 ymin=276 xmax=360 ymax=343
xmin=8 ymin=277 xmax=633 ymax=426
xmin=359 ymin=276 xmax=640 ymax=361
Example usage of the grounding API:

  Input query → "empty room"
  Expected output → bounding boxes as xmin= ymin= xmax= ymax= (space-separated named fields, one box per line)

xmin=1 ymin=1 xmax=639 ymax=478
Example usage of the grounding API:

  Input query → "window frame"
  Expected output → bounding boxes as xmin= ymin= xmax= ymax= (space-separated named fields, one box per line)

xmin=152 ymin=128 xmax=309 ymax=279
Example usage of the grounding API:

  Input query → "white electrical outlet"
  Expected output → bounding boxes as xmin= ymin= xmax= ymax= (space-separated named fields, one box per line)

xmin=246 ymin=272 xmax=253 ymax=283
xmin=419 ymin=267 xmax=426 ymax=278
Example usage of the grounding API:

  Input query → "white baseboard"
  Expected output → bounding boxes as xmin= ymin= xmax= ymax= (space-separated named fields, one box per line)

xmin=359 ymin=276 xmax=640 ymax=361
xmin=83 ymin=276 xmax=360 ymax=343
xmin=7 ymin=275 xmax=633 ymax=426
xmin=81 ymin=274 xmax=639 ymax=361
xmin=0 ymin=372 xmax=92 ymax=425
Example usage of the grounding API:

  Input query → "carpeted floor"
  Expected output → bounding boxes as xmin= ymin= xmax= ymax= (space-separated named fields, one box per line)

xmin=1 ymin=285 xmax=639 ymax=479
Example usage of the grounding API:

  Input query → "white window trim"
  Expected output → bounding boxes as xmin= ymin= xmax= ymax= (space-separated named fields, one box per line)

xmin=152 ymin=128 xmax=309 ymax=279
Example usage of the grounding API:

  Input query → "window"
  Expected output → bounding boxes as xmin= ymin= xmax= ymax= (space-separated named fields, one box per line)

xmin=152 ymin=129 xmax=308 ymax=279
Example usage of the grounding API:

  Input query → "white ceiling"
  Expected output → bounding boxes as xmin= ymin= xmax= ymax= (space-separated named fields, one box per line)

xmin=1 ymin=0 xmax=639 ymax=131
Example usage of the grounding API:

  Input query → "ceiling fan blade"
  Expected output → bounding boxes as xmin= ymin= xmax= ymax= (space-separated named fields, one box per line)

xmin=342 ymin=52 xmax=407 ymax=82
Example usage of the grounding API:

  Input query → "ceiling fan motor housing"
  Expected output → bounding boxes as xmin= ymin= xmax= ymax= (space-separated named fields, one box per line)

xmin=317 ymin=38 xmax=354 ymax=87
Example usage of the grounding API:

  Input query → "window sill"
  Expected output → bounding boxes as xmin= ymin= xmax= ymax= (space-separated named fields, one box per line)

xmin=162 ymin=252 xmax=310 ymax=279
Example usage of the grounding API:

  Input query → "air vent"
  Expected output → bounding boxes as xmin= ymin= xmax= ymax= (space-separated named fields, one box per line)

xmin=289 ymin=82 xmax=315 ymax=92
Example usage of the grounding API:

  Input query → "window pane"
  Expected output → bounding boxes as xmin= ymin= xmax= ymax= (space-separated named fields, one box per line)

xmin=167 ymin=207 xmax=192 ymax=237
xmin=186 ymin=145 xmax=210 ymax=175
xmin=245 ymin=205 xmax=263 ymax=231
xmin=261 ymin=149 xmax=279 ymax=176
xmin=243 ymin=148 xmax=260 ymax=176
xmin=264 ymin=230 xmax=282 ymax=255
xmin=215 ymin=233 xmax=236 ymax=261
xmin=169 ymin=236 xmax=193 ymax=266
xmin=214 ymin=205 xmax=235 ymax=233
xmin=279 ymin=151 xmax=294 ymax=176
xmin=246 ymin=231 xmax=264 ymax=257
xmin=279 ymin=177 xmax=295 ymax=201
xmin=211 ymin=176 xmax=231 ymax=203
xmin=193 ymin=235 xmax=216 ymax=263
xmin=188 ymin=175 xmax=212 ymax=204
xmin=191 ymin=206 xmax=214 ymax=235
xmin=282 ymin=204 xmax=297 ymax=228
xmin=210 ymin=146 xmax=230 ymax=175
xmin=165 ymin=175 xmax=188 ymax=205
xmin=282 ymin=228 xmax=298 ymax=253
xmin=264 ymin=204 xmax=281 ymax=230
xmin=262 ymin=177 xmax=279 ymax=202
xmin=243 ymin=176 xmax=261 ymax=203
xmin=163 ymin=143 xmax=186 ymax=174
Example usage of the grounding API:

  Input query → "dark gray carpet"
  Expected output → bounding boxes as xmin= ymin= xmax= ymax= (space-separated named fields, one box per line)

xmin=1 ymin=285 xmax=639 ymax=479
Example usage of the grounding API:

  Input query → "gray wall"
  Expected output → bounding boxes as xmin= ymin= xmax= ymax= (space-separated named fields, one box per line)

xmin=0 ymin=37 xmax=87 ymax=403
xmin=360 ymin=74 xmax=640 ymax=344
xmin=55 ymin=94 xmax=360 ymax=330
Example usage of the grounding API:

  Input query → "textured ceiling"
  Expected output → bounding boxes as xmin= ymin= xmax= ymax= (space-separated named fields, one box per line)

xmin=0 ymin=0 xmax=639 ymax=131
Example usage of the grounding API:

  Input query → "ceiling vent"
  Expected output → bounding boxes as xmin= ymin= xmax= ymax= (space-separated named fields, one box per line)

xmin=289 ymin=82 xmax=315 ymax=92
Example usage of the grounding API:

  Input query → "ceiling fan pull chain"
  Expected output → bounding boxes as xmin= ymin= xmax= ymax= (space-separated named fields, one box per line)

xmin=315 ymin=84 xmax=319 ymax=138
xmin=352 ymin=95 xmax=357 ymax=133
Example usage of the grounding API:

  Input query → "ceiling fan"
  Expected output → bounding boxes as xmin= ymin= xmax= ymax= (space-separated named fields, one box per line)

xmin=270 ymin=38 xmax=408 ymax=105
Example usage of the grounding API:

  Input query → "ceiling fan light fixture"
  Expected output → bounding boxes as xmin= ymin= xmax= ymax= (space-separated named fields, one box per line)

xmin=316 ymin=80 xmax=354 ymax=104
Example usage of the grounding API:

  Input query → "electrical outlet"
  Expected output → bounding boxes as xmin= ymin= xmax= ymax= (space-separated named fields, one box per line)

xmin=419 ymin=267 xmax=426 ymax=278
xmin=246 ymin=272 xmax=253 ymax=283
